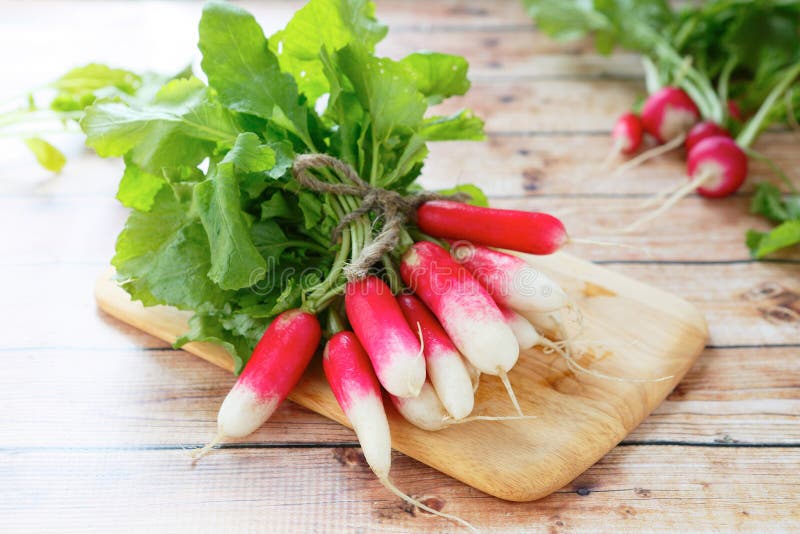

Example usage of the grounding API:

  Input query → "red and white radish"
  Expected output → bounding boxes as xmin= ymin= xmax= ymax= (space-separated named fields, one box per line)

xmin=390 ymin=380 xmax=450 ymax=431
xmin=397 ymin=294 xmax=474 ymax=420
xmin=450 ymin=242 xmax=567 ymax=313
xmin=615 ymin=88 xmax=701 ymax=176
xmin=685 ymin=121 xmax=731 ymax=152
xmin=323 ymin=331 xmax=477 ymax=532
xmin=416 ymin=200 xmax=567 ymax=255
xmin=605 ymin=112 xmax=644 ymax=166
xmin=323 ymin=331 xmax=391 ymax=476
xmin=612 ymin=112 xmax=644 ymax=155
xmin=345 ymin=276 xmax=426 ymax=398
xmin=192 ymin=309 xmax=321 ymax=460
xmin=638 ymin=121 xmax=733 ymax=209
xmin=391 ymin=380 xmax=534 ymax=431
xmin=623 ymin=136 xmax=747 ymax=232
xmin=500 ymin=306 xmax=540 ymax=351
xmin=641 ymin=86 xmax=700 ymax=143
xmin=400 ymin=241 xmax=524 ymax=415
xmin=688 ymin=136 xmax=748 ymax=198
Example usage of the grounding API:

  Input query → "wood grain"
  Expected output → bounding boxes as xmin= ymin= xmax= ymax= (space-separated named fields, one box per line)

xmin=0 ymin=346 xmax=797 ymax=450
xmin=2 ymin=446 xmax=798 ymax=533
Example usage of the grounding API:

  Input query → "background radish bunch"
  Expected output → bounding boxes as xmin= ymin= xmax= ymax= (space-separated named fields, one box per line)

xmin=521 ymin=1 xmax=800 ymax=255
xmin=607 ymin=76 xmax=799 ymax=234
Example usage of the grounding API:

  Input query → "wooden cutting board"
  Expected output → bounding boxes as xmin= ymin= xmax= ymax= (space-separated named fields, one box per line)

xmin=95 ymin=251 xmax=707 ymax=502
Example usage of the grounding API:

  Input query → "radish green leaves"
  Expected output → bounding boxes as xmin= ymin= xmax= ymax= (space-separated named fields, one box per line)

xmin=55 ymin=0 xmax=484 ymax=371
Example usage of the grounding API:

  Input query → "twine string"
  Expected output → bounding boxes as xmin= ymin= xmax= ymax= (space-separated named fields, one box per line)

xmin=292 ymin=154 xmax=468 ymax=280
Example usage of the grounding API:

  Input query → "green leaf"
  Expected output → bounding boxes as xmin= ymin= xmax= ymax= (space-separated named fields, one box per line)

xmin=81 ymin=79 xmax=240 ymax=172
xmin=222 ymin=132 xmax=276 ymax=173
xmin=747 ymin=221 xmax=800 ymax=258
xmin=337 ymin=44 xmax=427 ymax=143
xmin=435 ymin=184 xmax=489 ymax=207
xmin=51 ymin=63 xmax=140 ymax=95
xmin=751 ymin=182 xmax=787 ymax=222
xmin=421 ymin=110 xmax=485 ymax=141
xmin=521 ymin=0 xmax=611 ymax=42
xmin=198 ymin=1 xmax=313 ymax=146
xmin=175 ymin=313 xmax=256 ymax=373
xmin=116 ymin=162 xmax=165 ymax=211
xmin=251 ymin=219 xmax=291 ymax=262
xmin=399 ymin=52 xmax=471 ymax=105
xmin=269 ymin=0 xmax=387 ymax=103
xmin=24 ymin=137 xmax=66 ymax=172
xmin=194 ymin=164 xmax=267 ymax=290
xmin=260 ymin=191 xmax=295 ymax=219
xmin=267 ymin=140 xmax=295 ymax=179
xmin=113 ymin=188 xmax=226 ymax=310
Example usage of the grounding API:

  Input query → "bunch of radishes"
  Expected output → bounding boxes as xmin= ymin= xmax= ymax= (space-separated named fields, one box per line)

xmin=608 ymin=56 xmax=800 ymax=234
xmin=609 ymin=86 xmax=752 ymax=231
xmin=192 ymin=200 xmax=579 ymax=530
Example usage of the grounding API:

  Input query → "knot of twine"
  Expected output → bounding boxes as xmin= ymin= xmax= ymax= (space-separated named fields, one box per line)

xmin=291 ymin=153 xmax=468 ymax=281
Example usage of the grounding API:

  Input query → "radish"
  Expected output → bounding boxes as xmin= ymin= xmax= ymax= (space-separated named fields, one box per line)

xmin=450 ymin=242 xmax=568 ymax=313
xmin=323 ymin=332 xmax=391 ymax=476
xmin=523 ymin=309 xmax=563 ymax=339
xmin=688 ymin=136 xmax=748 ymax=198
xmin=638 ymin=121 xmax=732 ymax=209
xmin=615 ymin=88 xmax=701 ymax=176
xmin=602 ymin=113 xmax=643 ymax=167
xmin=345 ymin=276 xmax=426 ymax=398
xmin=685 ymin=121 xmax=731 ymax=152
xmin=390 ymin=380 xmax=451 ymax=431
xmin=391 ymin=380 xmax=534 ymax=431
xmin=397 ymin=294 xmax=474 ymax=420
xmin=612 ymin=112 xmax=644 ymax=155
xmin=727 ymin=99 xmax=743 ymax=122
xmin=641 ymin=86 xmax=700 ymax=143
xmin=399 ymin=241 xmax=524 ymax=415
xmin=623 ymin=136 xmax=747 ymax=231
xmin=416 ymin=200 xmax=567 ymax=255
xmin=604 ymin=112 xmax=644 ymax=166
xmin=323 ymin=332 xmax=477 ymax=532
xmin=499 ymin=306 xmax=540 ymax=351
xmin=192 ymin=309 xmax=321 ymax=460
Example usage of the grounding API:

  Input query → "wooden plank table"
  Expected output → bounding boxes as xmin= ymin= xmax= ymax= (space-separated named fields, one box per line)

xmin=1 ymin=1 xmax=798 ymax=531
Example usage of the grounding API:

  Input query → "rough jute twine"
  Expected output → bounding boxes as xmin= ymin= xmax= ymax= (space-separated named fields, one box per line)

xmin=291 ymin=154 xmax=468 ymax=280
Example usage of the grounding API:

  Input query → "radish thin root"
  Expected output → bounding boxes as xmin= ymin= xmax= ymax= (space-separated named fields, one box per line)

xmin=190 ymin=430 xmax=225 ymax=463
xmin=614 ymin=133 xmax=685 ymax=176
xmin=497 ymin=368 xmax=524 ymax=417
xmin=620 ymin=170 xmax=713 ymax=233
xmin=407 ymin=322 xmax=426 ymax=397
xmin=378 ymin=476 xmax=478 ymax=533
xmin=539 ymin=338 xmax=673 ymax=383
xmin=639 ymin=179 xmax=687 ymax=209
